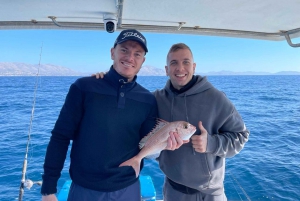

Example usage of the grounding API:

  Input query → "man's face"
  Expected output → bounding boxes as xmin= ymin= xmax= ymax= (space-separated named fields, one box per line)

xmin=111 ymin=40 xmax=146 ymax=82
xmin=165 ymin=48 xmax=196 ymax=90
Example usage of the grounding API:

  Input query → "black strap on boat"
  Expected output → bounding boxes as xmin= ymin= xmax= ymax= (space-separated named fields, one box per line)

xmin=167 ymin=177 xmax=200 ymax=194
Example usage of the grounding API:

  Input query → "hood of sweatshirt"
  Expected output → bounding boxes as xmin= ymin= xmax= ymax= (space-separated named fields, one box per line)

xmin=164 ymin=75 xmax=213 ymax=97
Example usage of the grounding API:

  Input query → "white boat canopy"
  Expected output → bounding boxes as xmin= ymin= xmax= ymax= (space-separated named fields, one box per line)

xmin=1 ymin=0 xmax=300 ymax=47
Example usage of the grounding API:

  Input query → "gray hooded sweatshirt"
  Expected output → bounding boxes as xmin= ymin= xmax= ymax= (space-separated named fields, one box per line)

xmin=154 ymin=75 xmax=249 ymax=195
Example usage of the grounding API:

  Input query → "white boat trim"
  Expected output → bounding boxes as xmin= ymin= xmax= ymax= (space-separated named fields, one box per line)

xmin=1 ymin=0 xmax=300 ymax=47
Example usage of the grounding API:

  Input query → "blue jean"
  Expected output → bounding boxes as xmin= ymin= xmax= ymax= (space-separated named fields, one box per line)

xmin=67 ymin=180 xmax=141 ymax=201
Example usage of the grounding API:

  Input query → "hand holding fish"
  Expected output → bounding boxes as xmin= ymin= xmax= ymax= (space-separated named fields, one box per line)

xmin=165 ymin=131 xmax=189 ymax=150
xmin=191 ymin=121 xmax=208 ymax=153
xmin=119 ymin=119 xmax=196 ymax=177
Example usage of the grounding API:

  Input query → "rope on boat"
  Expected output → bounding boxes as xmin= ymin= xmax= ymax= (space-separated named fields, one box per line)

xmin=228 ymin=171 xmax=252 ymax=201
xmin=18 ymin=44 xmax=43 ymax=201
xmin=228 ymin=171 xmax=244 ymax=201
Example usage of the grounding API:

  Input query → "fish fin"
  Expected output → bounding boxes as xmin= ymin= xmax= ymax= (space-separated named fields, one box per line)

xmin=139 ymin=118 xmax=169 ymax=149
xmin=119 ymin=157 xmax=141 ymax=178
xmin=156 ymin=118 xmax=169 ymax=124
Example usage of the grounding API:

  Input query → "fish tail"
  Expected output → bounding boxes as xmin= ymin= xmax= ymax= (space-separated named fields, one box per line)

xmin=119 ymin=156 xmax=141 ymax=178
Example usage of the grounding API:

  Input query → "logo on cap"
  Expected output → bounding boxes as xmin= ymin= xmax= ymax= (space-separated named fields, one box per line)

xmin=114 ymin=29 xmax=148 ymax=53
xmin=121 ymin=32 xmax=146 ymax=43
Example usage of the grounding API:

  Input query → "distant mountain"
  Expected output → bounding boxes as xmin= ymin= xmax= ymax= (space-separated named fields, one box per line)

xmin=199 ymin=70 xmax=300 ymax=76
xmin=0 ymin=62 xmax=84 ymax=76
xmin=199 ymin=71 xmax=272 ymax=76
xmin=1 ymin=62 xmax=299 ymax=76
xmin=138 ymin=65 xmax=165 ymax=76
xmin=274 ymin=71 xmax=300 ymax=75
xmin=139 ymin=67 xmax=299 ymax=76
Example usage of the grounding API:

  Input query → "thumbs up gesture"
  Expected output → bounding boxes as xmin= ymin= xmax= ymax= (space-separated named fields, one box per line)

xmin=191 ymin=121 xmax=208 ymax=153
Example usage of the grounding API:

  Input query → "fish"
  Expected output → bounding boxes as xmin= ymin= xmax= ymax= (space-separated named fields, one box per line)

xmin=119 ymin=118 xmax=197 ymax=177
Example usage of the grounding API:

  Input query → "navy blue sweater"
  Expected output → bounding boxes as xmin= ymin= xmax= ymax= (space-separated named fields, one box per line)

xmin=41 ymin=67 xmax=158 ymax=194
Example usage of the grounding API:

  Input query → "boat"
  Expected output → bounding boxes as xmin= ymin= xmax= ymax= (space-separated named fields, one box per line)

xmin=57 ymin=175 xmax=158 ymax=201
xmin=1 ymin=1 xmax=299 ymax=201
xmin=1 ymin=0 xmax=299 ymax=47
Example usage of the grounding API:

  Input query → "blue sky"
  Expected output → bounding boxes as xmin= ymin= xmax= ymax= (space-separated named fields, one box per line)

xmin=1 ymin=29 xmax=299 ymax=74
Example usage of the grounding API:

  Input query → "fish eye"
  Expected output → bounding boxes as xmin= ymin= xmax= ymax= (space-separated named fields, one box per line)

xmin=184 ymin=124 xmax=188 ymax=129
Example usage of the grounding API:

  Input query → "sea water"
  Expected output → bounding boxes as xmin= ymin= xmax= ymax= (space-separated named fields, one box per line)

xmin=0 ymin=75 xmax=299 ymax=201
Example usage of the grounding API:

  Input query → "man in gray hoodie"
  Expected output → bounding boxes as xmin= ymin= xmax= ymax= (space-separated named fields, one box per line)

xmin=94 ymin=42 xmax=249 ymax=201
xmin=154 ymin=43 xmax=249 ymax=201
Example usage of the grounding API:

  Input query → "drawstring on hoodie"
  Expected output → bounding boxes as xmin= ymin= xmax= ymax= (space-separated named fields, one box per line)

xmin=184 ymin=94 xmax=189 ymax=123
xmin=184 ymin=94 xmax=196 ymax=155
xmin=170 ymin=91 xmax=196 ymax=155
xmin=171 ymin=96 xmax=174 ymax=121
